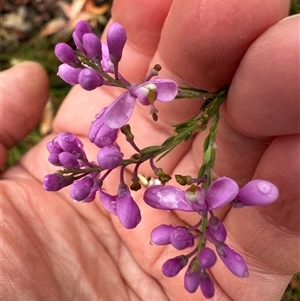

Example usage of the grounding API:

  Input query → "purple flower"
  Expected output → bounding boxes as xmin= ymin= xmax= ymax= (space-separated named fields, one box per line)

xmin=56 ymin=132 xmax=85 ymax=157
xmin=55 ymin=43 xmax=78 ymax=66
xmin=185 ymin=186 xmax=207 ymax=213
xmin=97 ymin=145 xmax=123 ymax=170
xmin=162 ymin=255 xmax=188 ymax=277
xmin=104 ymin=79 xmax=178 ymax=129
xmin=88 ymin=108 xmax=118 ymax=147
xmin=150 ymin=224 xmax=176 ymax=245
xmin=58 ymin=63 xmax=81 ymax=85
xmin=78 ymin=68 xmax=104 ymax=91
xmin=235 ymin=179 xmax=279 ymax=206
xmin=216 ymin=242 xmax=249 ymax=277
xmin=144 ymin=185 xmax=194 ymax=212
xmin=70 ymin=177 xmax=94 ymax=201
xmin=48 ymin=153 xmax=61 ymax=166
xmin=169 ymin=228 xmax=194 ymax=250
xmin=205 ymin=177 xmax=239 ymax=210
xmin=199 ymin=273 xmax=215 ymax=298
xmin=99 ymin=190 xmax=117 ymax=215
xmin=43 ymin=173 xmax=73 ymax=191
xmin=100 ymin=42 xmax=114 ymax=73
xmin=184 ymin=258 xmax=201 ymax=293
xmin=58 ymin=152 xmax=80 ymax=169
xmin=107 ymin=22 xmax=127 ymax=63
xmin=116 ymin=186 xmax=141 ymax=229
xmin=206 ymin=216 xmax=227 ymax=243
xmin=82 ymin=33 xmax=102 ymax=61
xmin=198 ymin=247 xmax=217 ymax=269
xmin=72 ymin=20 xmax=92 ymax=55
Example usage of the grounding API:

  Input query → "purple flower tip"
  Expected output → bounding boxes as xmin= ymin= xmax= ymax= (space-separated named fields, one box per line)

xmin=70 ymin=177 xmax=94 ymax=201
xmin=107 ymin=22 xmax=127 ymax=63
xmin=58 ymin=63 xmax=81 ymax=85
xmin=198 ymin=247 xmax=217 ymax=269
xmin=236 ymin=179 xmax=279 ymax=206
xmin=150 ymin=224 xmax=176 ymax=245
xmin=78 ymin=68 xmax=104 ymax=91
xmin=200 ymin=274 xmax=215 ymax=298
xmin=162 ymin=255 xmax=188 ymax=277
xmin=58 ymin=152 xmax=80 ymax=170
xmin=116 ymin=187 xmax=141 ymax=229
xmin=170 ymin=228 xmax=194 ymax=250
xmin=184 ymin=259 xmax=201 ymax=293
xmin=82 ymin=33 xmax=102 ymax=60
xmin=43 ymin=173 xmax=73 ymax=191
xmin=206 ymin=177 xmax=239 ymax=210
xmin=97 ymin=145 xmax=123 ymax=170
xmin=55 ymin=43 xmax=78 ymax=65
xmin=216 ymin=243 xmax=249 ymax=278
xmin=99 ymin=190 xmax=117 ymax=215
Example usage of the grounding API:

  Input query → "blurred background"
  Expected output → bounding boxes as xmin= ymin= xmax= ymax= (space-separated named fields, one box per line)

xmin=0 ymin=1 xmax=299 ymax=300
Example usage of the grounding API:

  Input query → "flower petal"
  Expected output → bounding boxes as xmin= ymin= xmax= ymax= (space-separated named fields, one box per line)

xmin=104 ymin=92 xmax=136 ymax=129
xmin=144 ymin=185 xmax=195 ymax=211
xmin=153 ymin=79 xmax=178 ymax=102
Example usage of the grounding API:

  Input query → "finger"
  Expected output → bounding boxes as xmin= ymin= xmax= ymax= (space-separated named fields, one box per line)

xmin=224 ymin=15 xmax=300 ymax=138
xmin=0 ymin=62 xmax=49 ymax=168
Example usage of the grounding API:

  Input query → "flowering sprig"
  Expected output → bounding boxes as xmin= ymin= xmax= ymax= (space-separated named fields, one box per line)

xmin=44 ymin=20 xmax=280 ymax=298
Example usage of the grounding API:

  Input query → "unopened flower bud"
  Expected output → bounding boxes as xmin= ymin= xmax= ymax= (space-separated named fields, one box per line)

xmin=216 ymin=243 xmax=249 ymax=277
xmin=99 ymin=190 xmax=117 ymax=215
xmin=58 ymin=63 xmax=81 ymax=85
xmin=198 ymin=247 xmax=217 ymax=269
xmin=82 ymin=33 xmax=102 ymax=61
xmin=235 ymin=179 xmax=279 ymax=206
xmin=78 ymin=68 xmax=104 ymax=91
xmin=57 ymin=132 xmax=83 ymax=156
xmin=116 ymin=186 xmax=141 ymax=229
xmin=200 ymin=273 xmax=215 ymax=298
xmin=70 ymin=177 xmax=94 ymax=201
xmin=162 ymin=255 xmax=188 ymax=277
xmin=54 ymin=43 xmax=78 ymax=65
xmin=73 ymin=20 xmax=92 ymax=54
xmin=150 ymin=224 xmax=176 ymax=245
xmin=88 ymin=109 xmax=118 ymax=148
xmin=43 ymin=173 xmax=73 ymax=191
xmin=48 ymin=153 xmax=61 ymax=166
xmin=184 ymin=258 xmax=201 ymax=293
xmin=97 ymin=145 xmax=123 ymax=170
xmin=58 ymin=152 xmax=80 ymax=170
xmin=207 ymin=216 xmax=227 ymax=242
xmin=107 ymin=22 xmax=127 ymax=63
xmin=170 ymin=227 xmax=194 ymax=250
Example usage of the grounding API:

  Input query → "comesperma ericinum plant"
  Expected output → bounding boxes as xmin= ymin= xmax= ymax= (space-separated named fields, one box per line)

xmin=44 ymin=20 xmax=279 ymax=299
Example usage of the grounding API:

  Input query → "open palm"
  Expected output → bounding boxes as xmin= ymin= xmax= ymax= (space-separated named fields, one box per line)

xmin=1 ymin=1 xmax=299 ymax=300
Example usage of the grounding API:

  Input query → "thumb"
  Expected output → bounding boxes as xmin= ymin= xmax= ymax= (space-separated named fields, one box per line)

xmin=0 ymin=61 xmax=49 ymax=168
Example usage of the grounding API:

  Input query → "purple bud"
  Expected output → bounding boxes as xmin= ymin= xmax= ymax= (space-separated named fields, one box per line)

xmin=162 ymin=255 xmax=188 ymax=277
xmin=97 ymin=145 xmax=123 ymax=170
xmin=216 ymin=243 xmax=249 ymax=277
xmin=57 ymin=63 xmax=81 ymax=85
xmin=73 ymin=21 xmax=92 ymax=54
xmin=144 ymin=185 xmax=194 ymax=211
xmin=57 ymin=132 xmax=82 ymax=155
xmin=78 ymin=68 xmax=104 ymax=91
xmin=150 ymin=224 xmax=176 ymax=245
xmin=235 ymin=180 xmax=279 ymax=206
xmin=70 ymin=177 xmax=94 ymax=201
xmin=99 ymin=190 xmax=117 ymax=215
xmin=170 ymin=228 xmax=194 ymax=250
xmin=116 ymin=187 xmax=141 ymax=229
xmin=100 ymin=42 xmax=114 ymax=73
xmin=88 ymin=109 xmax=118 ymax=148
xmin=43 ymin=173 xmax=73 ymax=191
xmin=205 ymin=177 xmax=239 ymax=210
xmin=184 ymin=258 xmax=201 ymax=293
xmin=198 ymin=247 xmax=217 ymax=269
xmin=107 ymin=22 xmax=127 ymax=63
xmin=48 ymin=153 xmax=61 ymax=166
xmin=58 ymin=152 xmax=80 ymax=169
xmin=46 ymin=140 xmax=63 ymax=154
xmin=206 ymin=216 xmax=227 ymax=243
xmin=199 ymin=273 xmax=215 ymax=298
xmin=82 ymin=33 xmax=102 ymax=61
xmin=54 ymin=43 xmax=78 ymax=65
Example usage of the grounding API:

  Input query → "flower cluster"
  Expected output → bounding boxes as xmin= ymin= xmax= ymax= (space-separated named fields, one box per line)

xmin=144 ymin=177 xmax=278 ymax=297
xmin=44 ymin=20 xmax=280 ymax=299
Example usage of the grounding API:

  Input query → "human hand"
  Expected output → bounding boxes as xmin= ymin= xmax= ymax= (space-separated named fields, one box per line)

xmin=1 ymin=1 xmax=299 ymax=300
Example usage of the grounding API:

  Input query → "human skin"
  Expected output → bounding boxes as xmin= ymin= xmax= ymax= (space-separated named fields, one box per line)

xmin=1 ymin=0 xmax=299 ymax=300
